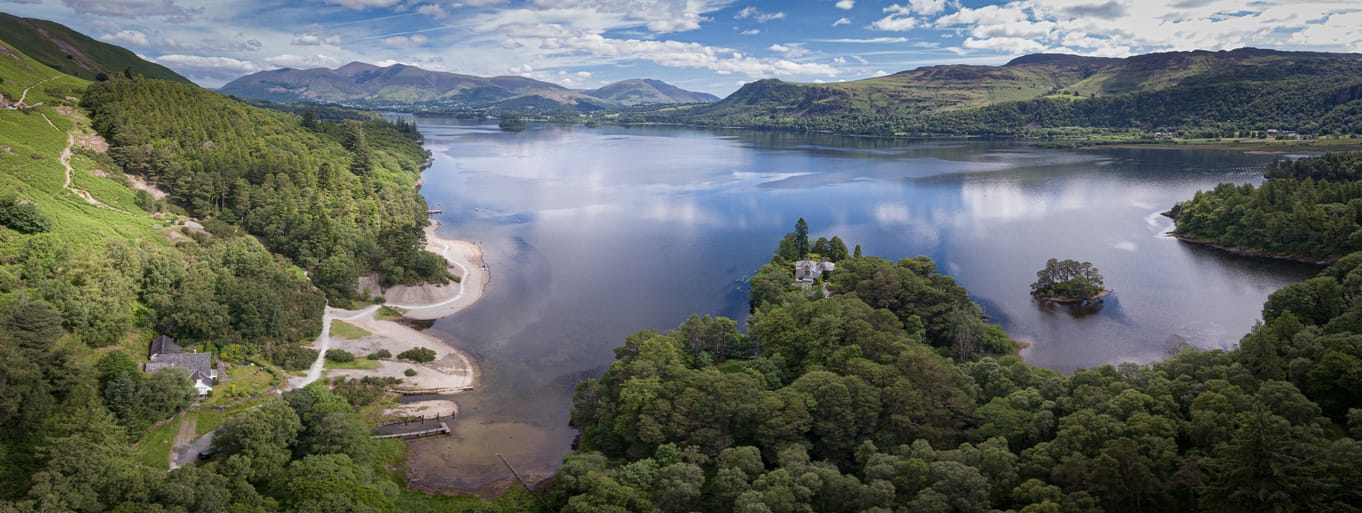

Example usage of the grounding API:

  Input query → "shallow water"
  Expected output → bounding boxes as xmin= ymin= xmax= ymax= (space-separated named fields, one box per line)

xmin=405 ymin=119 xmax=1317 ymax=491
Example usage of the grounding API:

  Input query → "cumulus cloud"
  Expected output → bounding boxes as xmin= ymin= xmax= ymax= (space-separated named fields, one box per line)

xmin=869 ymin=4 xmax=920 ymax=31
xmin=416 ymin=4 xmax=448 ymax=19
xmin=546 ymin=33 xmax=838 ymax=77
xmin=100 ymin=30 xmax=150 ymax=47
xmin=906 ymin=0 xmax=946 ymax=16
xmin=62 ymin=0 xmax=201 ymax=19
xmin=832 ymin=17 xmax=851 ymax=27
xmin=740 ymin=28 xmax=761 ymax=35
xmin=152 ymin=54 xmax=261 ymax=79
xmin=835 ymin=0 xmax=854 ymax=9
xmin=929 ymin=0 xmax=1362 ymax=58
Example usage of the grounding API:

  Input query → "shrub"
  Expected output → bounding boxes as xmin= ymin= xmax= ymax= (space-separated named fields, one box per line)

xmin=0 ymin=195 xmax=52 ymax=234
xmin=324 ymin=349 xmax=355 ymax=363
xmin=332 ymin=376 xmax=400 ymax=406
xmin=267 ymin=345 xmax=319 ymax=371
xmin=397 ymin=347 xmax=436 ymax=363
xmin=367 ymin=349 xmax=391 ymax=360
xmin=404 ymin=368 xmax=418 ymax=377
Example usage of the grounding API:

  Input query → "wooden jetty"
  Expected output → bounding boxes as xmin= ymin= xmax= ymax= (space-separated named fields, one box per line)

xmin=371 ymin=422 xmax=450 ymax=440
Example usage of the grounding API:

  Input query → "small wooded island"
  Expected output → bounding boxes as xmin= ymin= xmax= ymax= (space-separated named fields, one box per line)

xmin=1030 ymin=258 xmax=1109 ymax=303
xmin=498 ymin=117 xmax=526 ymax=132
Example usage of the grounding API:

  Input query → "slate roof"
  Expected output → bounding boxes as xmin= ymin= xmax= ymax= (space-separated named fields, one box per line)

xmin=149 ymin=335 xmax=183 ymax=357
xmin=145 ymin=352 xmax=213 ymax=380
xmin=794 ymin=260 xmax=836 ymax=283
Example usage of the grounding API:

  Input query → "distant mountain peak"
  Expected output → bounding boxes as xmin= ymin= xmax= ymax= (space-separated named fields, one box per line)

xmin=220 ymin=61 xmax=718 ymax=109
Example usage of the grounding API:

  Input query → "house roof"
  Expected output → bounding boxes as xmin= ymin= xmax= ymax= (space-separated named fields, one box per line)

xmin=149 ymin=335 xmax=182 ymax=357
xmin=146 ymin=352 xmax=213 ymax=379
xmin=794 ymin=260 xmax=836 ymax=282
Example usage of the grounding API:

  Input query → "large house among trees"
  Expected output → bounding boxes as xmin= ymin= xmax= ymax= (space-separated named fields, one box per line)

xmin=794 ymin=260 xmax=835 ymax=284
xmin=146 ymin=335 xmax=217 ymax=396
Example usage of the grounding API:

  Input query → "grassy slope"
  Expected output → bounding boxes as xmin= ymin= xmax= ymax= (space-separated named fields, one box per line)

xmin=674 ymin=49 xmax=1362 ymax=133
xmin=0 ymin=40 xmax=163 ymax=256
xmin=0 ymin=12 xmax=189 ymax=83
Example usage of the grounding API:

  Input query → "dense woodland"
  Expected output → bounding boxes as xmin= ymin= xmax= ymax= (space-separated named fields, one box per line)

xmin=1169 ymin=152 xmax=1362 ymax=261
xmin=81 ymin=76 xmax=448 ymax=299
xmin=552 ymin=224 xmax=1362 ymax=513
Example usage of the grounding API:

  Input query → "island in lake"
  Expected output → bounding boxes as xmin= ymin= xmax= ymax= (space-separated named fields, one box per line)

xmin=1030 ymin=258 xmax=1109 ymax=304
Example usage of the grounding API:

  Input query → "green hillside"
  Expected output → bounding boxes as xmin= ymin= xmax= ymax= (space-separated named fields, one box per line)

xmin=0 ymin=12 xmax=188 ymax=83
xmin=635 ymin=48 xmax=1362 ymax=137
xmin=81 ymin=75 xmax=448 ymax=300
xmin=0 ymin=40 xmax=161 ymax=249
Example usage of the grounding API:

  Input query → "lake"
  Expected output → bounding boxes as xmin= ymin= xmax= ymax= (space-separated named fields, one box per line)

xmin=404 ymin=118 xmax=1317 ymax=491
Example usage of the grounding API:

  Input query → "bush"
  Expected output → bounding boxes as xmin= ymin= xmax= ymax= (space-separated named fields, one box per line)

xmin=397 ymin=347 xmax=436 ymax=363
xmin=367 ymin=349 xmax=391 ymax=360
xmin=267 ymin=345 xmax=319 ymax=371
xmin=324 ymin=349 xmax=355 ymax=363
xmin=404 ymin=368 xmax=418 ymax=377
xmin=332 ymin=376 xmax=400 ymax=406
xmin=0 ymin=195 xmax=52 ymax=234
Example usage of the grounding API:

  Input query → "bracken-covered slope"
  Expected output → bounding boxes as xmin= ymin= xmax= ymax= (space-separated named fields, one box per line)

xmin=220 ymin=62 xmax=719 ymax=110
xmin=0 ymin=12 xmax=188 ymax=83
xmin=640 ymin=48 xmax=1362 ymax=136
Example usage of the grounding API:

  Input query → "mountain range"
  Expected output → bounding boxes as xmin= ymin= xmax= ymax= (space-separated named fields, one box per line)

xmin=219 ymin=63 xmax=719 ymax=110
xmin=637 ymin=48 xmax=1362 ymax=136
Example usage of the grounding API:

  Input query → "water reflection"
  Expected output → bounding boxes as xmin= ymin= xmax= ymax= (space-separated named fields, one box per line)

xmin=408 ymin=119 xmax=1318 ymax=492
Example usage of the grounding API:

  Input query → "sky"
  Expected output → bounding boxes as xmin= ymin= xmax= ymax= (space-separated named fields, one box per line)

xmin=3 ymin=0 xmax=1361 ymax=95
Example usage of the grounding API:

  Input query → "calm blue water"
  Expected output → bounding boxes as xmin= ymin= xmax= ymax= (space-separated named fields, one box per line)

xmin=405 ymin=119 xmax=1316 ymax=490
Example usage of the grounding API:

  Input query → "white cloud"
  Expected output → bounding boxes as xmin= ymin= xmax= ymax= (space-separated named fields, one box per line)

xmin=870 ymin=4 xmax=919 ymax=31
xmin=833 ymin=17 xmax=852 ymax=27
xmin=381 ymin=35 xmax=429 ymax=48
xmin=416 ymin=4 xmax=448 ymax=19
xmin=100 ymin=30 xmax=150 ymax=47
xmin=264 ymin=53 xmax=339 ymax=69
xmin=962 ymin=36 xmax=1046 ymax=54
xmin=734 ymin=6 xmax=785 ymax=22
xmin=768 ymin=43 xmax=809 ymax=57
xmin=740 ymin=28 xmax=761 ymax=35
xmin=1289 ymin=10 xmax=1362 ymax=51
xmin=152 ymin=54 xmax=261 ymax=76
xmin=549 ymin=33 xmax=838 ymax=77
xmin=906 ymin=0 xmax=946 ymax=16
xmin=835 ymin=0 xmax=854 ymax=9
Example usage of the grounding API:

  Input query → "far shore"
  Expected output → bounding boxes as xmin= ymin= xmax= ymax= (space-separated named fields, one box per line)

xmin=288 ymin=220 xmax=491 ymax=419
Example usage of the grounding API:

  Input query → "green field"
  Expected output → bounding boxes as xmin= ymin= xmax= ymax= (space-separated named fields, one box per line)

xmin=331 ymin=319 xmax=372 ymax=339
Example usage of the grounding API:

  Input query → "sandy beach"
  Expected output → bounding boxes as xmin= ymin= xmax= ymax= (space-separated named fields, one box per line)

xmin=288 ymin=221 xmax=489 ymax=417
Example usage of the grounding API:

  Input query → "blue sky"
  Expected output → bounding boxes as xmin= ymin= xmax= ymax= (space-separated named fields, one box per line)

xmin=3 ymin=0 xmax=1360 ymax=94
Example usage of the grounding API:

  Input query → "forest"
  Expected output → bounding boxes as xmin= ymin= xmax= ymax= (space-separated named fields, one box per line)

xmin=81 ymin=76 xmax=449 ymax=300
xmin=550 ymin=223 xmax=1362 ymax=513
xmin=1168 ymin=152 xmax=1362 ymax=261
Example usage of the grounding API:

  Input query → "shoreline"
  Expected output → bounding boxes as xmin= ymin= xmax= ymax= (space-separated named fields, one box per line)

xmin=289 ymin=220 xmax=491 ymax=418
xmin=1167 ymin=232 xmax=1334 ymax=266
